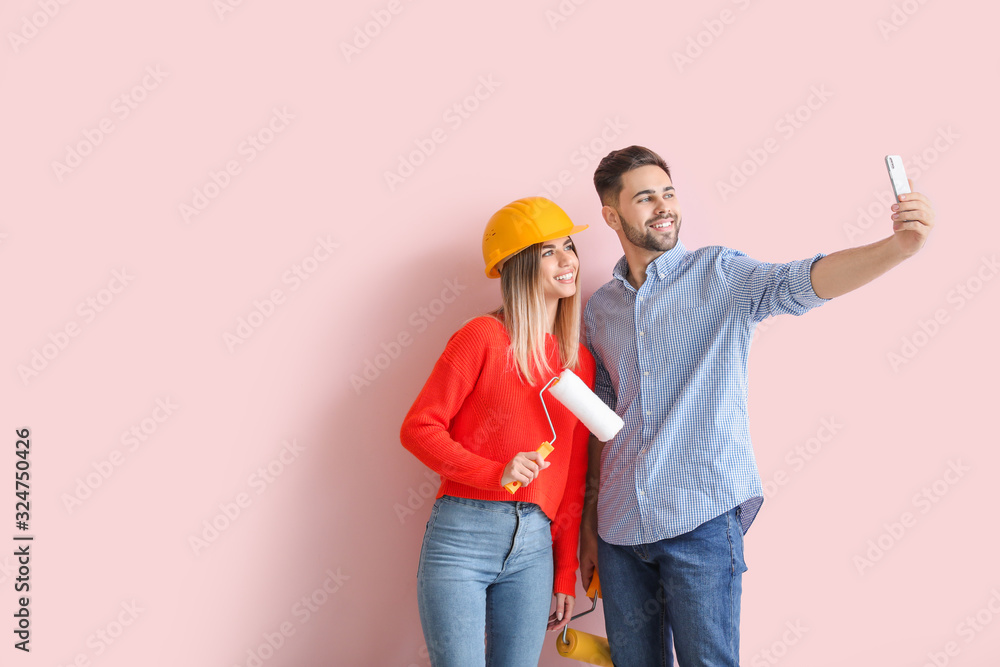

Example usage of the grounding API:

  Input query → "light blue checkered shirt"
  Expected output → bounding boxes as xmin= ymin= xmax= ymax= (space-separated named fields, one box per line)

xmin=584 ymin=240 xmax=829 ymax=545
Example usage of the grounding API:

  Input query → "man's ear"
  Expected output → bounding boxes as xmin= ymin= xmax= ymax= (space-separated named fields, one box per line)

xmin=602 ymin=204 xmax=620 ymax=231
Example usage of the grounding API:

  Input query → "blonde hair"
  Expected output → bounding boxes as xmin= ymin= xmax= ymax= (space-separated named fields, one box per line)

xmin=489 ymin=241 xmax=582 ymax=385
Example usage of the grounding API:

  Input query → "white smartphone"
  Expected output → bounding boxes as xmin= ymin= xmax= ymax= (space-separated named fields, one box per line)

xmin=885 ymin=155 xmax=911 ymax=201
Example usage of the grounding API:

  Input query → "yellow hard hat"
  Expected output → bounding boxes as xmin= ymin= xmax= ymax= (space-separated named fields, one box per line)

xmin=482 ymin=197 xmax=588 ymax=279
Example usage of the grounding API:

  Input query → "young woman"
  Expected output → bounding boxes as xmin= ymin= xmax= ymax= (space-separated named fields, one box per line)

xmin=400 ymin=197 xmax=597 ymax=666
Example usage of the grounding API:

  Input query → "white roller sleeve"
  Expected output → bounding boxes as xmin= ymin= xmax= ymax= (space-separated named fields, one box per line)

xmin=548 ymin=368 xmax=624 ymax=442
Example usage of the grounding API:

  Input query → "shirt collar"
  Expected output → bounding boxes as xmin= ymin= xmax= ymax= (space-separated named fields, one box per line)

xmin=612 ymin=240 xmax=688 ymax=286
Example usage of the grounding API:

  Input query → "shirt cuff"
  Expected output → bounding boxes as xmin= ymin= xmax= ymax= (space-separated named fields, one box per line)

xmin=792 ymin=252 xmax=833 ymax=307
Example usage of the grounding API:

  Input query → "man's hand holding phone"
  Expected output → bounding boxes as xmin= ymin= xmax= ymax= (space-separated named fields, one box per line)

xmin=885 ymin=155 xmax=935 ymax=258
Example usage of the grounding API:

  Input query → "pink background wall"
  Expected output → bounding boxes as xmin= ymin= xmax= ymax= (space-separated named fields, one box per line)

xmin=2 ymin=0 xmax=997 ymax=665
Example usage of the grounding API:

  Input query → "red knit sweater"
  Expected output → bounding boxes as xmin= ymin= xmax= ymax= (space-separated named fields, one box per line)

xmin=400 ymin=315 xmax=595 ymax=597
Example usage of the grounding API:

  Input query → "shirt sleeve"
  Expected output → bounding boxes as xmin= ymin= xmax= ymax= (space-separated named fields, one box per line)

xmin=399 ymin=319 xmax=508 ymax=489
xmin=549 ymin=349 xmax=595 ymax=597
xmin=583 ymin=301 xmax=616 ymax=411
xmin=720 ymin=248 xmax=831 ymax=323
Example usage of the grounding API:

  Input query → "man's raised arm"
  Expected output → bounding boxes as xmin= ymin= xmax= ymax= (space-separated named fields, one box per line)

xmin=810 ymin=184 xmax=935 ymax=299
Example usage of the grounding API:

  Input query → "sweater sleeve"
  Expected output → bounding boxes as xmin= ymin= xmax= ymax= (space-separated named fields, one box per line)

xmin=399 ymin=319 xmax=508 ymax=490
xmin=549 ymin=349 xmax=596 ymax=597
xmin=550 ymin=418 xmax=589 ymax=596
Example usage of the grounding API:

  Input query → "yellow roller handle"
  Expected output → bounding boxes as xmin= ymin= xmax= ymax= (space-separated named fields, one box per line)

xmin=555 ymin=628 xmax=612 ymax=665
xmin=586 ymin=570 xmax=601 ymax=599
xmin=503 ymin=442 xmax=554 ymax=494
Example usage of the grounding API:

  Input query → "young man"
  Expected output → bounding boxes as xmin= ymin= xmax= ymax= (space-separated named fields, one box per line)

xmin=579 ymin=145 xmax=935 ymax=665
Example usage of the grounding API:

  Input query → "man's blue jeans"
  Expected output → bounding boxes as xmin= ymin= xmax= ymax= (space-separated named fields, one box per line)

xmin=597 ymin=507 xmax=747 ymax=666
xmin=417 ymin=496 xmax=553 ymax=666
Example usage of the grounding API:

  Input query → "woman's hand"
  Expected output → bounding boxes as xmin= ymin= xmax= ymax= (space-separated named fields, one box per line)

xmin=500 ymin=451 xmax=551 ymax=488
xmin=547 ymin=593 xmax=575 ymax=632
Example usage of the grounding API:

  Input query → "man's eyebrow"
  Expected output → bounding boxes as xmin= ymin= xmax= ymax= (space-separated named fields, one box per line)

xmin=632 ymin=186 xmax=675 ymax=200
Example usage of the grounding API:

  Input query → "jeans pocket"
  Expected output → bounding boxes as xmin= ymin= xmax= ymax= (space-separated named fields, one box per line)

xmin=729 ymin=508 xmax=749 ymax=575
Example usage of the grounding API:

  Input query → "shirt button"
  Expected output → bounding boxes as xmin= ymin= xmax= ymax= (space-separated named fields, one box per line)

xmin=645 ymin=411 xmax=651 ymax=416
xmin=638 ymin=489 xmax=645 ymax=496
xmin=644 ymin=371 xmax=649 ymax=376
xmin=639 ymin=331 xmax=645 ymax=336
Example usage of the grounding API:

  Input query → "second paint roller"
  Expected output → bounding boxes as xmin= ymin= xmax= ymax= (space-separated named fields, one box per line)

xmin=505 ymin=368 xmax=623 ymax=494
xmin=555 ymin=571 xmax=612 ymax=665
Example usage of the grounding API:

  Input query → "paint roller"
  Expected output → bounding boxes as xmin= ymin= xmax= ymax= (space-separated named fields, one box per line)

xmin=504 ymin=369 xmax=624 ymax=494
xmin=555 ymin=570 xmax=612 ymax=665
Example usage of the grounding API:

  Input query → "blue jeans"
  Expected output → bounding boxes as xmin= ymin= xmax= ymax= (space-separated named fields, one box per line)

xmin=417 ymin=496 xmax=553 ymax=667
xmin=597 ymin=507 xmax=747 ymax=666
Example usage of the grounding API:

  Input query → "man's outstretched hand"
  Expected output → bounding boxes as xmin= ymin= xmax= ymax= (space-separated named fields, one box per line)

xmin=890 ymin=179 xmax=935 ymax=257
xmin=810 ymin=178 xmax=936 ymax=299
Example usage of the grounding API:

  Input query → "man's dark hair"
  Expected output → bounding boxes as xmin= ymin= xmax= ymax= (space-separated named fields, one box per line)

xmin=593 ymin=145 xmax=671 ymax=207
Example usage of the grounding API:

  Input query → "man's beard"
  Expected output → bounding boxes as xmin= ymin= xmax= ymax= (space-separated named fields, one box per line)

xmin=619 ymin=211 xmax=681 ymax=252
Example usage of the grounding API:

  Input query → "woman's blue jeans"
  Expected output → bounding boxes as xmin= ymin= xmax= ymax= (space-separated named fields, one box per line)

xmin=417 ymin=496 xmax=553 ymax=666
